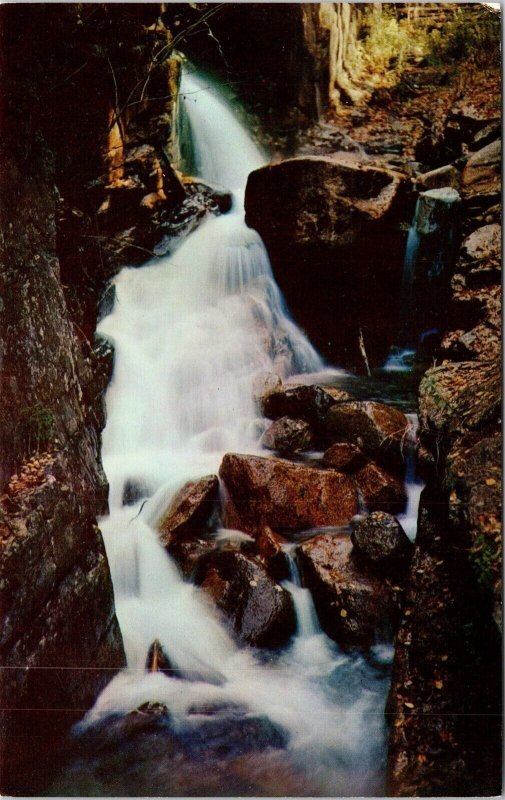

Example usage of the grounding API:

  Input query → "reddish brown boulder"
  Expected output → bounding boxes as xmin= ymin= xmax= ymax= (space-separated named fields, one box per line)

xmin=353 ymin=461 xmax=406 ymax=514
xmin=298 ymin=533 xmax=398 ymax=648
xmin=322 ymin=442 xmax=367 ymax=472
xmin=326 ymin=401 xmax=410 ymax=471
xmin=194 ymin=550 xmax=295 ymax=648
xmin=261 ymin=417 xmax=313 ymax=456
xmin=157 ymin=475 xmax=219 ymax=546
xmin=219 ymin=454 xmax=358 ymax=535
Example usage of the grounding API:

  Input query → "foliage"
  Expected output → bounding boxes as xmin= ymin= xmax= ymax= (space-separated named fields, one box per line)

xmin=359 ymin=6 xmax=429 ymax=80
xmin=427 ymin=7 xmax=501 ymax=67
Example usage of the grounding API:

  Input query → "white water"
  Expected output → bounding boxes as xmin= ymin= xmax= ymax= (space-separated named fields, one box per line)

xmin=397 ymin=413 xmax=424 ymax=542
xmin=84 ymin=67 xmax=391 ymax=795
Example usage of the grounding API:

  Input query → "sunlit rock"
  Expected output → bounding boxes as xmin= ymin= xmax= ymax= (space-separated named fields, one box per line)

xmin=220 ymin=453 xmax=358 ymax=534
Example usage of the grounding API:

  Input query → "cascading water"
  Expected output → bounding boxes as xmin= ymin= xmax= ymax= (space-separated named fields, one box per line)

xmin=384 ymin=185 xmax=461 ymax=373
xmin=60 ymin=67 xmax=393 ymax=796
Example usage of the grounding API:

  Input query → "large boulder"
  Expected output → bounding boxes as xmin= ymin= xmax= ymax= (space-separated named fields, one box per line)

xmin=246 ymin=155 xmax=405 ymax=249
xmin=219 ymin=454 xmax=358 ymax=535
xmin=298 ymin=533 xmax=399 ymax=648
xmin=245 ymin=155 xmax=407 ymax=368
xmin=326 ymin=401 xmax=410 ymax=471
xmin=157 ymin=475 xmax=219 ymax=546
xmin=194 ymin=550 xmax=295 ymax=648
xmin=351 ymin=511 xmax=413 ymax=579
xmin=261 ymin=417 xmax=313 ymax=456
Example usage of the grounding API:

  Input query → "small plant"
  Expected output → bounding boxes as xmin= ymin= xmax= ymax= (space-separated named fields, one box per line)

xmin=17 ymin=403 xmax=55 ymax=455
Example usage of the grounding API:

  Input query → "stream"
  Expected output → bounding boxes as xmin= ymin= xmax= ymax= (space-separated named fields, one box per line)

xmin=47 ymin=67 xmax=423 ymax=797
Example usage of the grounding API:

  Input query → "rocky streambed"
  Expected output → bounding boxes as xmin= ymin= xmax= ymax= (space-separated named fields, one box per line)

xmin=0 ymin=4 xmax=501 ymax=797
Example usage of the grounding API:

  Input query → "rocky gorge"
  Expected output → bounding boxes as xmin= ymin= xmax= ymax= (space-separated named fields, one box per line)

xmin=0 ymin=3 xmax=501 ymax=797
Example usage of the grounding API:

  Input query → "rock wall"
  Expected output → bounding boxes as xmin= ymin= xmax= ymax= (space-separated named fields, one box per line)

xmin=0 ymin=4 xmax=189 ymax=792
xmin=385 ymin=72 xmax=501 ymax=796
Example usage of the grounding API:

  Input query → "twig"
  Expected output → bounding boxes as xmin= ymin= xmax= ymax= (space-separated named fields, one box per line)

xmin=358 ymin=326 xmax=371 ymax=377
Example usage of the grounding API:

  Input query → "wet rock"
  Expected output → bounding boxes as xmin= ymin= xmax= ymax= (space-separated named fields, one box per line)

xmin=122 ymin=479 xmax=150 ymax=506
xmin=252 ymin=371 xmax=282 ymax=401
xmin=184 ymin=180 xmax=233 ymax=214
xmin=194 ymin=550 xmax=295 ymax=648
xmin=261 ymin=417 xmax=313 ymax=455
xmin=52 ymin=699 xmax=293 ymax=797
xmin=261 ymin=383 xmax=350 ymax=438
xmin=256 ymin=526 xmax=290 ymax=581
xmin=322 ymin=442 xmax=367 ymax=472
xmin=353 ymin=461 xmax=407 ymax=514
xmin=298 ymin=533 xmax=398 ymax=649
xmin=157 ymin=475 xmax=219 ymax=546
xmin=351 ymin=511 xmax=413 ymax=579
xmin=180 ymin=713 xmax=288 ymax=759
xmin=146 ymin=639 xmax=177 ymax=677
xmin=461 ymin=139 xmax=501 ymax=201
xmin=220 ymin=453 xmax=358 ymax=535
xmin=244 ymin=155 xmax=407 ymax=368
xmin=165 ymin=536 xmax=217 ymax=581
xmin=326 ymin=401 xmax=410 ymax=471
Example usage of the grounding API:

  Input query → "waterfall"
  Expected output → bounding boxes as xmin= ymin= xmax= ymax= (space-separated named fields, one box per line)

xmin=83 ymin=65 xmax=390 ymax=796
xmin=384 ymin=186 xmax=461 ymax=372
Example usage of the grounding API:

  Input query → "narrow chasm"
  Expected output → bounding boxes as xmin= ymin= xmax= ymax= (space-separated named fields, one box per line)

xmin=0 ymin=4 xmax=501 ymax=797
